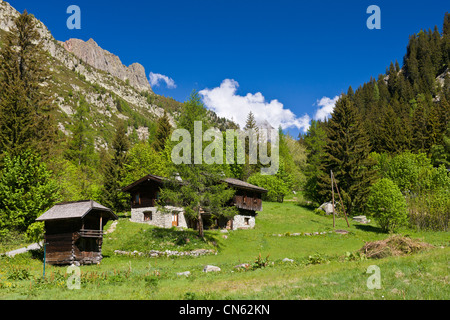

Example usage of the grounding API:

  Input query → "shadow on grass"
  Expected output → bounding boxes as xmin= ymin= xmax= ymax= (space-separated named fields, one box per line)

xmin=30 ymin=248 xmax=44 ymax=261
xmin=295 ymin=202 xmax=317 ymax=210
xmin=354 ymin=224 xmax=385 ymax=234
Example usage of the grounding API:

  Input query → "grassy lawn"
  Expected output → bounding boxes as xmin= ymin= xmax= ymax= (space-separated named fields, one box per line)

xmin=0 ymin=201 xmax=448 ymax=300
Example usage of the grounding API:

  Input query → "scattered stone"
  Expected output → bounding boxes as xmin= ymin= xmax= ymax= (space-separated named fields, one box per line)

xmin=234 ymin=263 xmax=250 ymax=270
xmin=353 ymin=215 xmax=370 ymax=224
xmin=114 ymin=248 xmax=215 ymax=258
xmin=203 ymin=265 xmax=221 ymax=273
xmin=313 ymin=232 xmax=319 ymax=235
xmin=291 ymin=233 xmax=301 ymax=236
xmin=222 ymin=235 xmax=228 ymax=239
xmin=282 ymin=258 xmax=294 ymax=263
xmin=177 ymin=271 xmax=191 ymax=277
xmin=304 ymin=233 xmax=311 ymax=236
xmin=334 ymin=229 xmax=349 ymax=235
xmin=318 ymin=202 xmax=335 ymax=215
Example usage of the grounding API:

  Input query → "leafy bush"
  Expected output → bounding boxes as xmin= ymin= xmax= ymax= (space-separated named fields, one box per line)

xmin=0 ymin=151 xmax=60 ymax=233
xmin=372 ymin=152 xmax=450 ymax=231
xmin=248 ymin=174 xmax=289 ymax=203
xmin=251 ymin=253 xmax=271 ymax=270
xmin=26 ymin=222 xmax=45 ymax=244
xmin=366 ymin=178 xmax=408 ymax=233
xmin=407 ymin=188 xmax=449 ymax=231
xmin=306 ymin=253 xmax=330 ymax=265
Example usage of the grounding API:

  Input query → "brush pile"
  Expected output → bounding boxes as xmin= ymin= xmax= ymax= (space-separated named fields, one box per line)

xmin=360 ymin=234 xmax=433 ymax=259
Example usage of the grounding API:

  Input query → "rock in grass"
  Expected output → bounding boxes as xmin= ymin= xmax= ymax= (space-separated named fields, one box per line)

xmin=203 ymin=265 xmax=221 ymax=272
xmin=177 ymin=271 xmax=191 ymax=277
xmin=282 ymin=258 xmax=294 ymax=263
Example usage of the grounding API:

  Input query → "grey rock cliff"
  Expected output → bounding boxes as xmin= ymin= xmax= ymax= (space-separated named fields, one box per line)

xmin=62 ymin=38 xmax=152 ymax=93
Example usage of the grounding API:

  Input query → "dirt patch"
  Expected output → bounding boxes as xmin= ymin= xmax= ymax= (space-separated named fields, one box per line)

xmin=359 ymin=234 xmax=434 ymax=259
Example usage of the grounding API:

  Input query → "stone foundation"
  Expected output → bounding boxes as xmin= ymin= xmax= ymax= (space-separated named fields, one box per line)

xmin=232 ymin=214 xmax=256 ymax=230
xmin=130 ymin=207 xmax=256 ymax=231
xmin=130 ymin=206 xmax=187 ymax=229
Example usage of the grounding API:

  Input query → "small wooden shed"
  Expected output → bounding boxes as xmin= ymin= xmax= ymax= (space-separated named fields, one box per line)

xmin=36 ymin=200 xmax=117 ymax=266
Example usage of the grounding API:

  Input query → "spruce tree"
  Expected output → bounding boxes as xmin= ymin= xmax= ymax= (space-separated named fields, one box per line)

xmin=65 ymin=96 xmax=95 ymax=166
xmin=152 ymin=111 xmax=172 ymax=152
xmin=317 ymin=95 xmax=376 ymax=215
xmin=379 ymin=104 xmax=409 ymax=154
xmin=442 ymin=13 xmax=450 ymax=68
xmin=101 ymin=120 xmax=131 ymax=213
xmin=244 ymin=111 xmax=258 ymax=131
xmin=302 ymin=120 xmax=327 ymax=205
xmin=0 ymin=10 xmax=56 ymax=157
xmin=160 ymin=93 xmax=237 ymax=238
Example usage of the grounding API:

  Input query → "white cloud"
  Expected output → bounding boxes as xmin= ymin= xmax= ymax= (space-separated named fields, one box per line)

xmin=199 ymin=79 xmax=311 ymax=132
xmin=149 ymin=72 xmax=177 ymax=89
xmin=314 ymin=96 xmax=340 ymax=121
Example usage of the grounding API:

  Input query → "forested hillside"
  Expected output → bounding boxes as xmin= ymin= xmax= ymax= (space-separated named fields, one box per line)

xmin=0 ymin=7 xmax=236 ymax=242
xmin=300 ymin=13 xmax=450 ymax=231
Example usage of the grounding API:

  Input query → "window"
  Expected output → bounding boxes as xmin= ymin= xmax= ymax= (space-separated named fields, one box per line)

xmin=144 ymin=211 xmax=152 ymax=221
xmin=134 ymin=193 xmax=140 ymax=205
xmin=244 ymin=217 xmax=250 ymax=225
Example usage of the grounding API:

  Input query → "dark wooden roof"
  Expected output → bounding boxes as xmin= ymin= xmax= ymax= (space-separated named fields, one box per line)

xmin=122 ymin=174 xmax=267 ymax=194
xmin=223 ymin=178 xmax=268 ymax=193
xmin=36 ymin=200 xmax=117 ymax=222
xmin=122 ymin=174 xmax=167 ymax=192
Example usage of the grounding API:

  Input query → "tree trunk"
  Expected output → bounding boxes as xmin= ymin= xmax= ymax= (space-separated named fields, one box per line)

xmin=197 ymin=207 xmax=204 ymax=239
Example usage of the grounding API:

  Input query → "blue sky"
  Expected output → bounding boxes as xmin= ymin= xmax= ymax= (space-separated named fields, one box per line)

xmin=8 ymin=0 xmax=449 ymax=137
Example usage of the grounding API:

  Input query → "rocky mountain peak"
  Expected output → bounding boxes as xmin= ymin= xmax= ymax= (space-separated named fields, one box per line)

xmin=62 ymin=37 xmax=152 ymax=93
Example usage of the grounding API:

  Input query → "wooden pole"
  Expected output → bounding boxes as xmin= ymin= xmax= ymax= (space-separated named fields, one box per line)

xmin=331 ymin=170 xmax=335 ymax=229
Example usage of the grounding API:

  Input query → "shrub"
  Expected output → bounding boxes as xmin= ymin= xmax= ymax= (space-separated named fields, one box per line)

xmin=251 ymin=253 xmax=270 ymax=270
xmin=367 ymin=178 xmax=408 ymax=233
xmin=248 ymin=174 xmax=289 ymax=203
xmin=26 ymin=222 xmax=45 ymax=244
xmin=306 ymin=253 xmax=329 ymax=265
xmin=407 ymin=188 xmax=449 ymax=231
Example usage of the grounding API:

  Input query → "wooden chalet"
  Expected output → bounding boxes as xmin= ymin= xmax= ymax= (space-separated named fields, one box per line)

xmin=122 ymin=174 xmax=267 ymax=230
xmin=36 ymin=200 xmax=117 ymax=266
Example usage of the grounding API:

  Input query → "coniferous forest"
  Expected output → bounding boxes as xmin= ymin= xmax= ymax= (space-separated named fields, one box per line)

xmin=0 ymin=9 xmax=448 ymax=248
xmin=300 ymin=13 xmax=450 ymax=231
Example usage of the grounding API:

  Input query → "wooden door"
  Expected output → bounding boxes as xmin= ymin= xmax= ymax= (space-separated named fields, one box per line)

xmin=172 ymin=213 xmax=179 ymax=227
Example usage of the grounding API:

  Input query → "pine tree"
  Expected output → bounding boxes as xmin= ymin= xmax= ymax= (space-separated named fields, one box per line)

xmin=379 ymin=104 xmax=409 ymax=154
xmin=244 ymin=111 xmax=258 ymax=131
xmin=302 ymin=120 xmax=327 ymax=205
xmin=152 ymin=111 xmax=172 ymax=152
xmin=160 ymin=93 xmax=237 ymax=238
xmin=101 ymin=120 xmax=131 ymax=213
xmin=442 ymin=13 xmax=450 ymax=68
xmin=411 ymin=96 xmax=431 ymax=154
xmin=0 ymin=10 xmax=56 ymax=157
xmin=316 ymin=95 xmax=376 ymax=215
xmin=65 ymin=96 xmax=95 ymax=167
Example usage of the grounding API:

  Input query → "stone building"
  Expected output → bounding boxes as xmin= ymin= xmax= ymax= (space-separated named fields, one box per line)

xmin=122 ymin=174 xmax=267 ymax=230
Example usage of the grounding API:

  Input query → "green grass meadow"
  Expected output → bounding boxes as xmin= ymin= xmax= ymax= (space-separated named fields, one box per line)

xmin=0 ymin=201 xmax=448 ymax=300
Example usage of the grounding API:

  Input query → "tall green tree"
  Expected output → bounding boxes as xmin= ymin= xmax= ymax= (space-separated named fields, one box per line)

xmin=152 ymin=111 xmax=173 ymax=152
xmin=65 ymin=96 xmax=95 ymax=167
xmin=0 ymin=10 xmax=56 ymax=157
xmin=317 ymin=95 xmax=377 ymax=215
xmin=160 ymin=93 xmax=237 ymax=238
xmin=302 ymin=120 xmax=327 ymax=205
xmin=101 ymin=120 xmax=131 ymax=212
xmin=0 ymin=150 xmax=59 ymax=236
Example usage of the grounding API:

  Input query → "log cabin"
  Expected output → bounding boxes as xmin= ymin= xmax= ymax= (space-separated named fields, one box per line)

xmin=36 ymin=200 xmax=117 ymax=266
xmin=122 ymin=174 xmax=267 ymax=230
